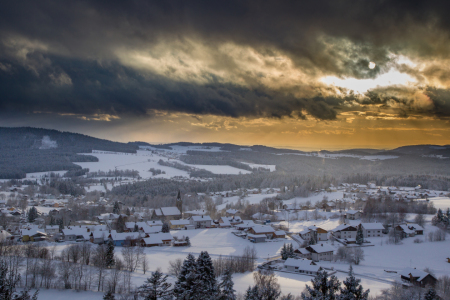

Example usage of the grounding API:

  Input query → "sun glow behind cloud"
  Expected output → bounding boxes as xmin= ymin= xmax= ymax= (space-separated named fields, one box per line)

xmin=321 ymin=69 xmax=417 ymax=94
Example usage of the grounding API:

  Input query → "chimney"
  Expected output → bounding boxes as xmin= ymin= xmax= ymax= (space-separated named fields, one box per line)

xmin=321 ymin=244 xmax=323 ymax=246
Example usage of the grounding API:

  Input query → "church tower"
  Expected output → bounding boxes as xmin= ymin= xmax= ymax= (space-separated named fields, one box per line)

xmin=176 ymin=190 xmax=182 ymax=215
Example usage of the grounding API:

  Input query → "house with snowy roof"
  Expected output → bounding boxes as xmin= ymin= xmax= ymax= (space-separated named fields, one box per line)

xmin=360 ymin=223 xmax=384 ymax=238
xmin=152 ymin=207 xmax=182 ymax=221
xmin=168 ymin=219 xmax=189 ymax=230
xmin=108 ymin=231 xmax=143 ymax=246
xmin=189 ymin=215 xmax=212 ymax=228
xmin=399 ymin=267 xmax=437 ymax=287
xmin=299 ymin=225 xmax=328 ymax=242
xmin=234 ymin=220 xmax=255 ymax=230
xmin=283 ymin=258 xmax=322 ymax=275
xmin=45 ymin=225 xmax=59 ymax=235
xmin=344 ymin=210 xmax=361 ymax=220
xmin=331 ymin=224 xmax=358 ymax=240
xmin=294 ymin=247 xmax=311 ymax=259
xmin=305 ymin=244 xmax=334 ymax=261
xmin=247 ymin=225 xmax=276 ymax=240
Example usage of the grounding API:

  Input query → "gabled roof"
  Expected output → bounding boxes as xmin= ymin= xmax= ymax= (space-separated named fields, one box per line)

xmin=109 ymin=232 xmax=142 ymax=241
xmin=160 ymin=207 xmax=181 ymax=216
xmin=346 ymin=210 xmax=360 ymax=215
xmin=250 ymin=225 xmax=275 ymax=234
xmin=331 ymin=224 xmax=357 ymax=232
xmin=407 ymin=223 xmax=424 ymax=231
xmin=284 ymin=258 xmax=321 ymax=272
xmin=361 ymin=223 xmax=385 ymax=230
xmin=170 ymin=219 xmax=190 ymax=226
xmin=307 ymin=244 xmax=334 ymax=253
xmin=190 ymin=215 xmax=212 ymax=221
xmin=142 ymin=236 xmax=163 ymax=245
xmin=399 ymin=267 xmax=436 ymax=282
xmin=295 ymin=248 xmax=310 ymax=255
xmin=274 ymin=230 xmax=286 ymax=235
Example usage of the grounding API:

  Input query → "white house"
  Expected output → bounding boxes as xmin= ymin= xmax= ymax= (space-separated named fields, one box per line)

xmin=305 ymin=244 xmax=334 ymax=261
xmin=189 ymin=215 xmax=212 ymax=228
xmin=360 ymin=223 xmax=384 ymax=238
xmin=283 ymin=258 xmax=322 ymax=275
xmin=331 ymin=224 xmax=358 ymax=239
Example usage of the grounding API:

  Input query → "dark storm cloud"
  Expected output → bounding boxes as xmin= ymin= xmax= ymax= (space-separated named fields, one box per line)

xmin=1 ymin=0 xmax=450 ymax=120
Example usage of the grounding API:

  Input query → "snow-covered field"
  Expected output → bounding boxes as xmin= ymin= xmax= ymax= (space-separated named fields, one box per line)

xmin=429 ymin=196 xmax=450 ymax=211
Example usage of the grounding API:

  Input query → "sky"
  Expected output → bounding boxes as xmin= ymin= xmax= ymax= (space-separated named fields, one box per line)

xmin=1 ymin=1 xmax=450 ymax=150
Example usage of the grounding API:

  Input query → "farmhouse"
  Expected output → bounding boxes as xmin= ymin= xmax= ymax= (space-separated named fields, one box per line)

xmin=305 ymin=244 xmax=334 ymax=261
xmin=140 ymin=236 xmax=163 ymax=247
xmin=331 ymin=224 xmax=357 ymax=239
xmin=283 ymin=258 xmax=322 ymax=275
xmin=399 ymin=267 xmax=437 ymax=288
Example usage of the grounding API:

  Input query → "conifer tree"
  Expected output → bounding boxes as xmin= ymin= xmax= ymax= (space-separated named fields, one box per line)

xmin=356 ymin=225 xmax=364 ymax=245
xmin=302 ymin=270 xmax=341 ymax=300
xmin=138 ymin=270 xmax=172 ymax=300
xmin=424 ymin=288 xmax=439 ymax=300
xmin=162 ymin=222 xmax=170 ymax=233
xmin=103 ymin=291 xmax=115 ymax=300
xmin=106 ymin=239 xmax=115 ymax=268
xmin=338 ymin=266 xmax=369 ymax=300
xmin=196 ymin=251 xmax=218 ymax=299
xmin=112 ymin=201 xmax=120 ymax=214
xmin=185 ymin=236 xmax=191 ymax=246
xmin=218 ymin=268 xmax=236 ymax=300
xmin=288 ymin=243 xmax=295 ymax=258
xmin=134 ymin=223 xmax=139 ymax=232
xmin=281 ymin=244 xmax=288 ymax=260
xmin=28 ymin=207 xmax=38 ymax=223
xmin=173 ymin=253 xmax=197 ymax=299
xmin=116 ymin=215 xmax=125 ymax=233
xmin=244 ymin=286 xmax=260 ymax=300
xmin=49 ymin=216 xmax=55 ymax=226
xmin=57 ymin=218 xmax=64 ymax=231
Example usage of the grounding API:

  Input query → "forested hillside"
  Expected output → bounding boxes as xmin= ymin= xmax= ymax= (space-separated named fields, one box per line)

xmin=0 ymin=127 xmax=138 ymax=179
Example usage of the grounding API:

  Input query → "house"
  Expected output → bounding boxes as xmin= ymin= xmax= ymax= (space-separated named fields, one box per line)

xmin=169 ymin=219 xmax=191 ymax=230
xmin=140 ymin=236 xmax=164 ymax=247
xmin=273 ymin=230 xmax=286 ymax=238
xmin=399 ymin=267 xmax=437 ymax=288
xmin=247 ymin=233 xmax=266 ymax=243
xmin=395 ymin=225 xmax=416 ymax=238
xmin=235 ymin=220 xmax=256 ymax=230
xmin=248 ymin=225 xmax=276 ymax=239
xmin=90 ymin=231 xmax=107 ymax=244
xmin=283 ymin=258 xmax=322 ymax=275
xmin=305 ymin=244 xmax=334 ymax=261
xmin=406 ymin=223 xmax=424 ymax=235
xmin=218 ymin=217 xmax=232 ymax=228
xmin=331 ymin=224 xmax=358 ymax=239
xmin=360 ymin=223 xmax=384 ymax=238
xmin=156 ymin=232 xmax=173 ymax=245
xmin=345 ymin=210 xmax=361 ymax=220
xmin=152 ymin=207 xmax=182 ymax=221
xmin=294 ymin=248 xmax=311 ymax=259
xmin=108 ymin=231 xmax=143 ymax=247
xmin=299 ymin=226 xmax=328 ymax=242
xmin=189 ymin=215 xmax=212 ymax=228
xmin=219 ymin=216 xmax=243 ymax=227
xmin=45 ymin=225 xmax=60 ymax=235
xmin=61 ymin=227 xmax=90 ymax=242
